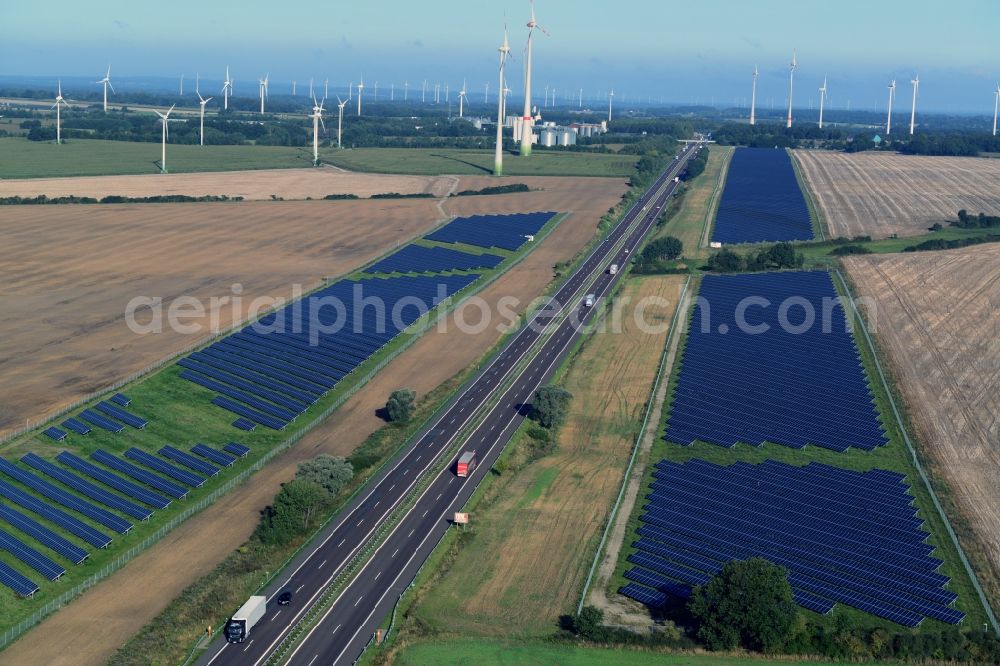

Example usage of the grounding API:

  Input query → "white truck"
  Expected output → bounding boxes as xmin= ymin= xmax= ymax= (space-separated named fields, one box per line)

xmin=584 ymin=294 xmax=596 ymax=308
xmin=608 ymin=264 xmax=619 ymax=275
xmin=225 ymin=595 xmax=267 ymax=643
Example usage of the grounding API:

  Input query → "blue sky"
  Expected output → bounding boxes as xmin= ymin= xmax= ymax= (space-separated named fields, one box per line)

xmin=3 ymin=0 xmax=999 ymax=112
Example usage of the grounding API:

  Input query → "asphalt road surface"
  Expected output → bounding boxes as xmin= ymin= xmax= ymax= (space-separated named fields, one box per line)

xmin=200 ymin=141 xmax=702 ymax=666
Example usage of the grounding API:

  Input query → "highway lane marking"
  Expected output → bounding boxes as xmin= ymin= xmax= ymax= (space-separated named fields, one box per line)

xmin=422 ymin=509 xmax=429 ymax=517
xmin=408 ymin=528 xmax=415 ymax=537
xmin=296 ymin=584 xmax=304 ymax=593
xmin=449 ymin=477 xmax=454 ymax=484
xmin=435 ymin=493 xmax=442 ymax=501
xmin=357 ymin=519 xmax=364 ymax=526
xmin=416 ymin=455 xmax=421 ymax=462
xmin=337 ymin=538 xmax=346 ymax=547
xmin=374 ymin=571 xmax=382 ymax=581
xmin=388 ymin=484 xmax=395 ymax=492
xmin=374 ymin=501 xmax=379 ymax=508
xmin=307 ymin=656 xmax=319 ymax=666
xmin=334 ymin=624 xmax=341 ymax=634
xmin=319 ymin=559 xmax=327 ymax=569
xmin=273 ymin=610 xmax=281 ymax=620
xmin=392 ymin=548 xmax=399 ymax=558
xmin=243 ymin=639 xmax=255 ymax=652
xmin=354 ymin=595 xmax=364 ymax=607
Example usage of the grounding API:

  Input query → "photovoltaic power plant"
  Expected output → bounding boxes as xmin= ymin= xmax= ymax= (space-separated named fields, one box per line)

xmin=665 ymin=271 xmax=886 ymax=451
xmin=179 ymin=273 xmax=478 ymax=430
xmin=425 ymin=212 xmax=557 ymax=251
xmin=619 ymin=459 xmax=965 ymax=627
xmin=363 ymin=244 xmax=504 ymax=275
xmin=712 ymin=148 xmax=813 ymax=244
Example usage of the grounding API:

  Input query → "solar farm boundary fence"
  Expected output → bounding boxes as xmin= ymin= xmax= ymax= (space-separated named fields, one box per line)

xmin=698 ymin=146 xmax=735 ymax=249
xmin=788 ymin=149 xmax=827 ymax=242
xmin=834 ymin=269 xmax=999 ymax=636
xmin=0 ymin=214 xmax=571 ymax=652
xmin=576 ymin=275 xmax=694 ymax=616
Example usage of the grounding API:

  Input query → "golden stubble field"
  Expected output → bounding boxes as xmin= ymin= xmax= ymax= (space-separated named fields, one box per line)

xmin=843 ymin=246 xmax=1000 ymax=602
xmin=793 ymin=150 xmax=1000 ymax=238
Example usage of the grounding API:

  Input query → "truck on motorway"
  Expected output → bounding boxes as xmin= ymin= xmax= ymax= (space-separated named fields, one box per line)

xmin=608 ymin=264 xmax=619 ymax=275
xmin=456 ymin=451 xmax=477 ymax=477
xmin=673 ymin=176 xmax=680 ymax=183
xmin=584 ymin=294 xmax=596 ymax=307
xmin=225 ymin=596 xmax=267 ymax=643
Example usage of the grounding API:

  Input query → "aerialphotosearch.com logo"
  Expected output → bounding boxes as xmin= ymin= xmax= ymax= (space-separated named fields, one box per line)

xmin=123 ymin=282 xmax=876 ymax=343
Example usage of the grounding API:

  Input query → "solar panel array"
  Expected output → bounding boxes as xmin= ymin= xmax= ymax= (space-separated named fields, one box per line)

xmin=181 ymin=274 xmax=478 ymax=430
xmin=43 ymin=427 xmax=66 ymax=442
xmin=364 ymin=244 xmax=504 ymax=275
xmin=712 ymin=148 xmax=813 ymax=244
xmin=425 ymin=212 xmax=556 ymax=251
xmin=619 ymin=459 xmax=965 ymax=627
xmin=665 ymin=271 xmax=886 ymax=452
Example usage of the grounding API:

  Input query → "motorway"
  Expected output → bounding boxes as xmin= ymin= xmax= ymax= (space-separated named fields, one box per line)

xmin=200 ymin=141 xmax=701 ymax=666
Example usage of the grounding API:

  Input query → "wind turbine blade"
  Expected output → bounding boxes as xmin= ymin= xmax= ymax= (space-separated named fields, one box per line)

xmin=204 ymin=97 xmax=213 ymax=103
xmin=108 ymin=80 xmax=116 ymax=94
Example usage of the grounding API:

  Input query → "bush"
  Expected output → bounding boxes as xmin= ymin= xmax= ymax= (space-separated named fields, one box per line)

xmin=707 ymin=248 xmax=745 ymax=272
xmin=531 ymin=385 xmax=573 ymax=429
xmin=254 ymin=480 xmax=328 ymax=546
xmin=295 ymin=455 xmax=354 ymax=498
xmin=385 ymin=388 xmax=416 ymax=423
xmin=641 ymin=236 xmax=683 ymax=262
xmin=454 ymin=183 xmax=530 ymax=196
xmin=829 ymin=244 xmax=872 ymax=255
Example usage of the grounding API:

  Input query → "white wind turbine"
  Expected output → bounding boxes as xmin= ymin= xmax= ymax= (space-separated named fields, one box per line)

xmin=495 ymin=27 xmax=511 ymax=176
xmin=391 ymin=83 xmax=395 ymax=101
xmin=154 ymin=105 xmax=182 ymax=173
xmin=786 ymin=51 xmax=796 ymax=128
xmin=485 ymin=81 xmax=489 ymax=105
xmin=357 ymin=76 xmax=365 ymax=115
xmin=179 ymin=73 xmax=184 ymax=95
xmin=520 ymin=0 xmax=549 ymax=157
xmin=993 ymin=83 xmax=1000 ymax=136
xmin=222 ymin=66 xmax=233 ymax=110
xmin=52 ymin=80 xmax=69 ymax=144
xmin=324 ymin=78 xmax=329 ymax=99
xmin=97 ymin=65 xmax=114 ymax=112
xmin=404 ymin=81 xmax=409 ymax=101
xmin=422 ymin=80 xmax=427 ymax=103
xmin=578 ymin=87 xmax=582 ymax=108
xmin=749 ymin=65 xmax=758 ymax=125
xmin=336 ymin=96 xmax=347 ymax=148
xmin=458 ymin=79 xmax=468 ymax=118
xmin=196 ymin=91 xmax=213 ymax=146
xmin=909 ymin=75 xmax=919 ymax=135
xmin=374 ymin=81 xmax=378 ymax=101
xmin=886 ymin=79 xmax=896 ymax=135
xmin=310 ymin=93 xmax=326 ymax=166
xmin=818 ymin=75 xmax=827 ymax=128
xmin=258 ymin=74 xmax=269 ymax=114
xmin=608 ymin=88 xmax=614 ymax=122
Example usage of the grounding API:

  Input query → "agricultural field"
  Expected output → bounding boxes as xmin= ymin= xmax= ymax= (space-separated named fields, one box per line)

xmin=843 ymin=245 xmax=1000 ymax=605
xmin=318 ymin=146 xmax=640 ymax=177
xmin=0 ymin=177 xmax=629 ymax=666
xmin=654 ymin=145 xmax=733 ymax=260
xmin=0 ymin=137 xmax=311 ymax=178
xmin=792 ymin=150 xmax=1000 ymax=239
xmin=402 ymin=276 xmax=684 ymax=637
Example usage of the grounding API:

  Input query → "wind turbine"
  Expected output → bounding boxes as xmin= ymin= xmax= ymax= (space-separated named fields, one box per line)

xmin=391 ymin=83 xmax=395 ymax=101
xmin=993 ymin=83 xmax=1000 ymax=136
xmin=886 ymin=79 xmax=896 ymax=135
xmin=579 ymin=87 xmax=582 ymax=108
xmin=608 ymin=88 xmax=614 ymax=122
xmin=786 ymin=51 xmax=796 ymax=128
xmin=749 ymin=65 xmax=758 ymax=125
xmin=458 ymin=79 xmax=468 ymax=118
xmin=222 ymin=66 xmax=233 ymax=110
xmin=324 ymin=78 xmax=329 ymax=99
xmin=485 ymin=81 xmax=489 ymax=105
xmin=374 ymin=81 xmax=378 ymax=101
xmin=348 ymin=80 xmax=353 ymax=101
xmin=336 ymin=96 xmax=347 ymax=148
xmin=258 ymin=74 xmax=269 ymax=114
xmin=154 ymin=105 xmax=180 ymax=173
xmin=357 ymin=76 xmax=364 ymax=115
xmin=97 ymin=65 xmax=114 ymax=112
xmin=909 ymin=75 xmax=919 ymax=135
xmin=818 ymin=76 xmax=827 ymax=129
xmin=310 ymin=93 xmax=326 ymax=166
xmin=52 ymin=80 xmax=69 ymax=144
xmin=405 ymin=80 xmax=409 ymax=101
xmin=293 ymin=80 xmax=297 ymax=96
xmin=196 ymin=91 xmax=213 ymax=146
xmin=422 ymin=80 xmax=427 ymax=103
xmin=495 ymin=27 xmax=511 ymax=176
xmin=179 ymin=74 xmax=184 ymax=95
xmin=520 ymin=0 xmax=549 ymax=157
xmin=544 ymin=84 xmax=549 ymax=108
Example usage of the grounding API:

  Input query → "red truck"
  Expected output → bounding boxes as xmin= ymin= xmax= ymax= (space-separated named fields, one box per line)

xmin=456 ymin=451 xmax=477 ymax=478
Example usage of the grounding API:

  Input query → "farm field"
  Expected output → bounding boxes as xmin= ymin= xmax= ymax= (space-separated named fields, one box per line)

xmin=843 ymin=245 xmax=1000 ymax=605
xmin=792 ymin=150 xmax=1000 ymax=239
xmin=654 ymin=145 xmax=733 ymax=260
xmin=393 ymin=638 xmax=878 ymax=666
xmin=404 ymin=276 xmax=684 ymax=637
xmin=318 ymin=146 xmax=640 ymax=177
xmin=0 ymin=137 xmax=312 ymax=178
xmin=0 ymin=177 xmax=629 ymax=666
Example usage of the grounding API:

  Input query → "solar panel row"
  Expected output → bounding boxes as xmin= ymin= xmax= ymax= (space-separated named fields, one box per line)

xmin=0 ymin=528 xmax=64 ymax=581
xmin=223 ymin=442 xmax=250 ymax=457
xmin=364 ymin=244 xmax=504 ymax=275
xmin=43 ymin=427 xmax=67 ymax=442
xmin=425 ymin=212 xmax=556 ymax=251
xmin=192 ymin=443 xmax=236 ymax=466
xmin=0 ymin=561 xmax=38 ymax=597
xmin=619 ymin=459 xmax=964 ymax=627
xmin=95 ymin=401 xmax=148 ymax=429
xmin=22 ymin=453 xmax=152 ymax=521
xmin=57 ymin=452 xmax=171 ymax=510
xmin=712 ymin=147 xmax=813 ymax=244
xmin=0 ymin=478 xmax=111 ymax=548
xmin=91 ymin=450 xmax=189 ymax=499
xmin=61 ymin=418 xmax=91 ymax=436
xmin=0 ymin=503 xmax=88 ymax=564
xmin=158 ymin=446 xmax=220 ymax=477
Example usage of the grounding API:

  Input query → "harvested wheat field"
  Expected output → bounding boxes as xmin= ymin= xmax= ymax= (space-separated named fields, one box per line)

xmin=0 ymin=166 xmax=459 ymax=200
xmin=0 ymin=176 xmax=629 ymax=666
xmin=407 ymin=275 xmax=685 ymax=636
xmin=844 ymin=246 xmax=1000 ymax=603
xmin=793 ymin=150 xmax=1000 ymax=238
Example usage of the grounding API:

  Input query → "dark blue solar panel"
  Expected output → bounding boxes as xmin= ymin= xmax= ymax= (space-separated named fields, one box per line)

xmin=158 ymin=446 xmax=219 ymax=476
xmin=222 ymin=442 xmax=250 ymax=457
xmin=0 ymin=528 xmax=65 ymax=580
xmin=95 ymin=401 xmax=148 ymax=429
xmin=0 ymin=503 xmax=88 ymax=564
xmin=232 ymin=418 xmax=256 ymax=432
xmin=78 ymin=409 xmax=124 ymax=434
xmin=90 ymin=451 xmax=188 ymax=499
xmin=110 ymin=393 xmax=131 ymax=406
xmin=124 ymin=448 xmax=205 ymax=487
xmin=425 ymin=212 xmax=556 ymax=251
xmin=620 ymin=459 xmax=965 ymax=627
xmin=712 ymin=147 xmax=813 ymax=243
xmin=22 ymin=453 xmax=152 ymax=521
xmin=43 ymin=427 xmax=67 ymax=441
xmin=61 ymin=418 xmax=91 ymax=435
xmin=0 ymin=561 xmax=38 ymax=597
xmin=57 ymin=452 xmax=171 ymax=510
xmin=0 ymin=478 xmax=111 ymax=548
xmin=665 ymin=271 xmax=886 ymax=452
xmin=192 ymin=443 xmax=237 ymax=467
xmin=618 ymin=582 xmax=668 ymax=607
xmin=364 ymin=244 xmax=504 ymax=275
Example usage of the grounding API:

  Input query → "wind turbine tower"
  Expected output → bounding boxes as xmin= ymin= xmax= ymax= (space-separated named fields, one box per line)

xmin=886 ymin=79 xmax=896 ymax=135
xmin=993 ymin=83 xmax=1000 ymax=136
xmin=459 ymin=79 xmax=467 ymax=118
xmin=196 ymin=91 xmax=213 ymax=146
xmin=818 ymin=76 xmax=827 ymax=129
xmin=154 ymin=105 xmax=179 ymax=173
xmin=405 ymin=81 xmax=409 ymax=101
xmin=258 ymin=74 xmax=269 ymax=114
xmin=749 ymin=65 xmax=758 ymax=125
xmin=579 ymin=87 xmax=582 ymax=108
xmin=52 ymin=81 xmax=69 ymax=144
xmin=180 ymin=74 xmax=184 ymax=95
xmin=97 ymin=66 xmax=114 ymax=112
xmin=222 ymin=66 xmax=233 ymax=110
xmin=520 ymin=0 xmax=549 ymax=157
xmin=336 ymin=96 xmax=347 ymax=148
xmin=786 ymin=51 xmax=796 ymax=128
xmin=608 ymin=89 xmax=614 ymax=122
xmin=310 ymin=94 xmax=326 ymax=166
xmin=495 ymin=28 xmax=511 ymax=176
xmin=357 ymin=77 xmax=365 ymax=115
xmin=909 ymin=75 xmax=919 ymax=135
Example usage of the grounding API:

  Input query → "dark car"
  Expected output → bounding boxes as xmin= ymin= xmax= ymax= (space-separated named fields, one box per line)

xmin=277 ymin=590 xmax=292 ymax=606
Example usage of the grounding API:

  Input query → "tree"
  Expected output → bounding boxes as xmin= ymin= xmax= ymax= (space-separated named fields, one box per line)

xmin=532 ymin=385 xmax=573 ymax=429
xmin=708 ymin=248 xmax=745 ymax=272
xmin=255 ymin=480 xmax=328 ymax=545
xmin=296 ymin=455 xmax=354 ymax=498
xmin=688 ymin=557 xmax=798 ymax=653
xmin=641 ymin=236 xmax=684 ymax=262
xmin=385 ymin=388 xmax=416 ymax=423
xmin=572 ymin=605 xmax=605 ymax=640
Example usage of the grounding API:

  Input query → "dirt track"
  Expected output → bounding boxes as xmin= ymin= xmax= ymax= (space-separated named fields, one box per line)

xmin=0 ymin=176 xmax=628 ymax=665
xmin=0 ymin=166 xmax=458 ymax=200
xmin=793 ymin=150 xmax=1000 ymax=238
xmin=843 ymin=246 xmax=1000 ymax=604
